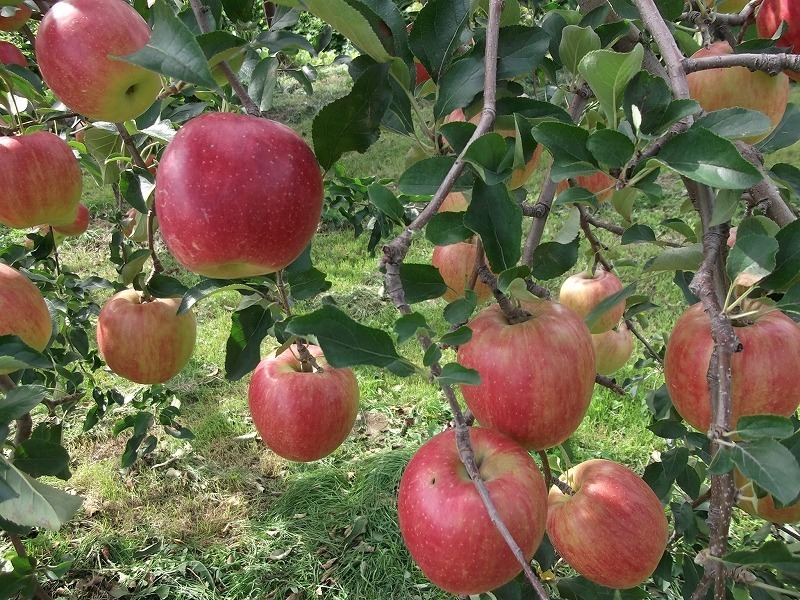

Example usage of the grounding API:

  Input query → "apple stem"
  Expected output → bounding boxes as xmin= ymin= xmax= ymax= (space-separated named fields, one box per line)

xmin=624 ymin=318 xmax=663 ymax=364
xmin=537 ymin=450 xmax=552 ymax=489
xmin=552 ymin=477 xmax=575 ymax=496
xmin=295 ymin=341 xmax=324 ymax=373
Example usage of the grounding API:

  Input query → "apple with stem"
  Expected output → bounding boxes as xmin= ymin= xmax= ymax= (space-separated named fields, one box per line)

xmin=397 ymin=427 xmax=548 ymax=596
xmin=0 ymin=263 xmax=52 ymax=374
xmin=457 ymin=300 xmax=596 ymax=451
xmin=757 ymin=0 xmax=800 ymax=82
xmin=36 ymin=0 xmax=162 ymax=123
xmin=432 ymin=241 xmax=493 ymax=303
xmin=247 ymin=344 xmax=359 ymax=462
xmin=155 ymin=112 xmax=324 ymax=279
xmin=547 ymin=459 xmax=669 ymax=589
xmin=559 ymin=268 xmax=626 ymax=334
xmin=0 ymin=40 xmax=26 ymax=67
xmin=0 ymin=2 xmax=30 ymax=32
xmin=591 ymin=321 xmax=634 ymax=375
xmin=96 ymin=290 xmax=197 ymax=385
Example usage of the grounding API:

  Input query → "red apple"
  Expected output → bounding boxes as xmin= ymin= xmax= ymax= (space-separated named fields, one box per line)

xmin=397 ymin=427 xmax=548 ymax=596
xmin=155 ymin=112 xmax=324 ymax=279
xmin=457 ymin=300 xmax=596 ymax=450
xmin=757 ymin=0 xmax=800 ymax=82
xmin=96 ymin=290 xmax=197 ymax=385
xmin=547 ymin=459 xmax=669 ymax=589
xmin=0 ymin=2 xmax=30 ymax=32
xmin=51 ymin=203 xmax=90 ymax=237
xmin=0 ymin=40 xmax=26 ymax=67
xmin=0 ymin=131 xmax=82 ymax=229
xmin=592 ymin=321 xmax=634 ymax=375
xmin=559 ymin=268 xmax=625 ymax=334
xmin=664 ymin=302 xmax=800 ymax=432
xmin=0 ymin=263 xmax=51 ymax=374
xmin=247 ymin=344 xmax=359 ymax=462
xmin=432 ymin=241 xmax=493 ymax=303
xmin=415 ymin=61 xmax=431 ymax=86
xmin=36 ymin=0 xmax=162 ymax=123
xmin=686 ymin=41 xmax=789 ymax=143
xmin=735 ymin=469 xmax=800 ymax=524
xmin=556 ymin=171 xmax=616 ymax=202
xmin=438 ymin=191 xmax=468 ymax=213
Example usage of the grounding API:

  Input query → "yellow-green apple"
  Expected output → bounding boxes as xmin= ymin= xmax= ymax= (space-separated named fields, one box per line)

xmin=155 ymin=112 xmax=324 ymax=279
xmin=591 ymin=321 xmax=633 ymax=375
xmin=35 ymin=0 xmax=162 ymax=123
xmin=556 ymin=171 xmax=616 ymax=201
xmin=96 ymin=290 xmax=197 ymax=385
xmin=0 ymin=40 xmax=26 ymax=67
xmin=686 ymin=41 xmax=789 ymax=143
xmin=457 ymin=300 xmax=596 ymax=450
xmin=664 ymin=302 xmax=800 ymax=432
xmin=0 ymin=263 xmax=51 ymax=374
xmin=247 ymin=344 xmax=359 ymax=462
xmin=397 ymin=427 xmax=548 ymax=596
xmin=559 ymin=268 xmax=625 ymax=334
xmin=438 ymin=191 xmax=469 ymax=213
xmin=757 ymin=0 xmax=800 ymax=82
xmin=0 ymin=131 xmax=82 ymax=229
xmin=735 ymin=469 xmax=800 ymax=523
xmin=547 ymin=459 xmax=669 ymax=589
xmin=0 ymin=3 xmax=30 ymax=32
xmin=432 ymin=241 xmax=493 ymax=303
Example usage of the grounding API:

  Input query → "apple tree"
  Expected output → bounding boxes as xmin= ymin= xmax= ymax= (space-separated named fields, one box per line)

xmin=2 ymin=0 xmax=800 ymax=598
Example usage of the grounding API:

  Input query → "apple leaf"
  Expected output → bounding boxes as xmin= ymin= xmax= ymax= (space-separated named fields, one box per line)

xmin=587 ymin=129 xmax=634 ymax=169
xmin=442 ymin=291 xmax=478 ymax=325
xmin=422 ymin=344 xmax=442 ymax=367
xmin=644 ymin=243 xmax=703 ymax=273
xmin=624 ymin=71 xmax=670 ymax=136
xmin=14 ymin=440 xmax=70 ymax=480
xmin=463 ymin=133 xmax=514 ymax=185
xmin=530 ymin=238 xmax=580 ymax=281
xmin=433 ymin=53 xmax=484 ymax=120
xmin=425 ymin=212 xmax=473 ymax=246
xmin=584 ymin=282 xmax=637 ymax=331
xmin=724 ymin=541 xmax=800 ymax=576
xmin=83 ymin=127 xmax=122 ymax=186
xmin=726 ymin=216 xmax=779 ymax=284
xmin=708 ymin=188 xmax=742 ymax=228
xmin=399 ymin=264 xmax=447 ymax=304
xmin=146 ymin=274 xmax=189 ymax=299
xmin=312 ymin=60 xmax=392 ymax=172
xmin=769 ymin=162 xmax=800 ymax=200
xmin=756 ymin=103 xmax=800 ymax=154
xmin=439 ymin=326 xmax=472 ymax=347
xmin=621 ymin=224 xmax=656 ymax=245
xmin=399 ymin=157 xmax=475 ymax=195
xmin=695 ymin=108 xmax=772 ymax=141
xmin=532 ymin=122 xmax=597 ymax=182
xmin=408 ymin=0 xmax=471 ymax=83
xmin=731 ymin=439 xmax=800 ymax=507
xmin=394 ymin=313 xmax=432 ymax=345
xmin=578 ymin=45 xmax=643 ymax=129
xmin=0 ymin=385 xmax=46 ymax=426
xmin=286 ymin=305 xmax=416 ymax=376
xmin=465 ymin=181 xmax=522 ymax=273
xmin=733 ymin=416 xmax=795 ymax=441
xmin=559 ymin=25 xmax=601 ymax=76
xmin=554 ymin=186 xmax=598 ymax=207
xmin=0 ymin=336 xmax=52 ymax=374
xmin=368 ymin=185 xmax=406 ymax=226
xmin=759 ymin=219 xmax=800 ymax=291
xmin=286 ymin=267 xmax=331 ymax=301
xmin=219 ymin=0 xmax=256 ymax=23
xmin=118 ymin=171 xmax=154 ymax=215
xmin=178 ymin=279 xmax=254 ymax=314
xmin=253 ymin=30 xmax=316 ymax=56
xmin=123 ymin=1 xmax=217 ymax=90
xmin=496 ymin=26 xmax=550 ymax=80
xmin=225 ymin=303 xmax=274 ymax=381
xmin=436 ymin=363 xmax=480 ymax=386
xmin=247 ymin=57 xmax=279 ymax=112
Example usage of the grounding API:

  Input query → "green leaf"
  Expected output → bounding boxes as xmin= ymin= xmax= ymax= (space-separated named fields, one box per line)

xmin=14 ymin=440 xmax=70 ymax=480
xmin=399 ymin=156 xmax=475 ymax=195
xmin=433 ymin=53 xmax=484 ymax=120
xmin=760 ymin=219 xmax=800 ymax=291
xmin=559 ymin=25 xmax=601 ymax=76
xmin=399 ymin=263 xmax=447 ymax=304
xmin=408 ymin=0 xmax=471 ymax=82
xmin=286 ymin=305 xmax=415 ymax=376
xmin=769 ymin=162 xmax=800 ymax=200
xmin=118 ymin=170 xmax=153 ymax=215
xmin=462 ymin=132 xmax=513 ymax=185
xmin=464 ymin=180 xmax=522 ymax=273
xmin=247 ymin=56 xmax=279 ymax=112
xmin=178 ymin=279 xmax=252 ymax=314
xmin=497 ymin=266 xmax=531 ymax=293
xmin=197 ymin=30 xmax=249 ymax=61
xmin=587 ymin=129 xmax=634 ymax=169
xmin=312 ymin=61 xmax=392 ymax=172
xmin=708 ymin=447 xmax=735 ymax=474
xmin=585 ymin=282 xmax=637 ymax=331
xmin=219 ymin=0 xmax=255 ymax=22
xmin=443 ymin=291 xmax=478 ymax=325
xmin=656 ymin=127 xmax=763 ymax=190
xmin=496 ymin=26 xmax=550 ymax=80
xmin=395 ymin=313 xmax=431 ymax=344
xmin=756 ymin=103 xmax=800 ymax=154
xmin=530 ymin=238 xmax=580 ymax=280
xmin=0 ymin=385 xmax=46 ymax=426
xmin=621 ymin=224 xmax=656 ymax=245
xmin=0 ymin=336 xmax=52 ymax=373
xmin=532 ymin=122 xmax=596 ymax=181
xmin=726 ymin=216 xmax=779 ymax=284
xmin=624 ymin=71 xmax=671 ymax=136
xmin=436 ymin=363 xmax=480 ymax=386
xmin=225 ymin=303 xmax=274 ymax=381
xmin=423 ymin=343 xmax=442 ymax=367
xmin=123 ymin=1 xmax=217 ymax=89
xmin=425 ymin=212 xmax=473 ymax=246
xmin=644 ymin=243 xmax=703 ymax=273
xmin=734 ymin=416 xmax=795 ymax=441
xmin=709 ymin=188 xmax=742 ymax=227
xmin=695 ymin=108 xmax=772 ymax=141
xmin=83 ymin=126 xmax=122 ymax=186
xmin=286 ymin=267 xmax=331 ymax=301
xmin=368 ymin=184 xmax=406 ymax=225
xmin=578 ymin=45 xmax=644 ymax=129
xmin=253 ymin=30 xmax=316 ymax=55
xmin=732 ymin=439 xmax=800 ymax=506
xmin=724 ymin=541 xmax=800 ymax=576
xmin=146 ymin=274 xmax=189 ymax=299
xmin=440 ymin=326 xmax=472 ymax=347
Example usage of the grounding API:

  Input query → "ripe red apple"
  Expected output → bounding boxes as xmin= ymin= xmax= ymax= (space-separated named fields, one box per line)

xmin=559 ymin=268 xmax=625 ymax=334
xmin=0 ymin=2 xmax=30 ymax=32
xmin=547 ymin=459 xmax=669 ymax=589
xmin=36 ymin=0 xmax=162 ymax=123
xmin=247 ymin=344 xmax=359 ymax=462
xmin=0 ymin=40 xmax=26 ymax=67
xmin=664 ymin=302 xmax=800 ymax=432
xmin=686 ymin=41 xmax=789 ymax=143
xmin=432 ymin=241 xmax=493 ymax=303
xmin=51 ymin=203 xmax=90 ymax=237
xmin=0 ymin=131 xmax=82 ymax=229
xmin=457 ymin=300 xmax=596 ymax=450
xmin=757 ymin=0 xmax=800 ymax=82
xmin=96 ymin=290 xmax=197 ymax=385
xmin=438 ymin=191 xmax=469 ymax=213
xmin=592 ymin=321 xmax=634 ymax=375
xmin=155 ymin=112 xmax=324 ymax=279
xmin=0 ymin=263 xmax=51 ymax=374
xmin=556 ymin=171 xmax=616 ymax=201
xmin=415 ymin=61 xmax=431 ymax=86
xmin=735 ymin=469 xmax=800 ymax=524
xmin=397 ymin=427 xmax=548 ymax=596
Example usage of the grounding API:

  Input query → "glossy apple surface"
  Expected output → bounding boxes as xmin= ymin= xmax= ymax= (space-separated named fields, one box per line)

xmin=247 ymin=344 xmax=359 ymax=462
xmin=51 ymin=203 xmax=90 ymax=237
xmin=559 ymin=268 xmax=625 ymax=334
xmin=36 ymin=0 xmax=162 ymax=122
xmin=155 ymin=112 xmax=324 ymax=279
xmin=0 ymin=2 xmax=30 ymax=31
xmin=432 ymin=241 xmax=492 ymax=303
xmin=96 ymin=290 xmax=197 ymax=385
xmin=686 ymin=41 xmax=789 ymax=143
xmin=0 ymin=263 xmax=51 ymax=374
xmin=0 ymin=131 xmax=82 ymax=229
xmin=664 ymin=302 xmax=800 ymax=432
xmin=398 ymin=427 xmax=548 ymax=596
xmin=547 ymin=459 xmax=669 ymax=589
xmin=457 ymin=300 xmax=596 ymax=450
xmin=0 ymin=39 xmax=26 ymax=66
xmin=757 ymin=0 xmax=800 ymax=82
xmin=592 ymin=321 xmax=634 ymax=375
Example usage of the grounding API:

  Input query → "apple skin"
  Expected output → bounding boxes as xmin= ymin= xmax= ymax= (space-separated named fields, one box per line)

xmin=0 ymin=40 xmax=26 ymax=67
xmin=438 ymin=191 xmax=469 ymax=213
xmin=247 ymin=345 xmax=359 ymax=462
xmin=415 ymin=61 xmax=431 ymax=86
xmin=35 ymin=0 xmax=162 ymax=123
xmin=51 ymin=203 xmax=90 ymax=237
xmin=457 ymin=300 xmax=596 ymax=451
xmin=686 ymin=41 xmax=789 ymax=143
xmin=0 ymin=131 xmax=82 ymax=229
xmin=0 ymin=2 xmax=30 ymax=32
xmin=96 ymin=290 xmax=197 ymax=385
xmin=547 ymin=459 xmax=669 ymax=589
xmin=735 ymin=469 xmax=800 ymax=524
xmin=0 ymin=263 xmax=52 ymax=374
xmin=559 ymin=269 xmax=625 ymax=334
xmin=591 ymin=321 xmax=634 ymax=376
xmin=556 ymin=171 xmax=616 ymax=202
xmin=155 ymin=112 xmax=324 ymax=279
xmin=121 ymin=207 xmax=156 ymax=243
xmin=397 ymin=427 xmax=548 ymax=596
xmin=664 ymin=302 xmax=800 ymax=432
xmin=757 ymin=0 xmax=800 ymax=82
xmin=432 ymin=241 xmax=493 ymax=303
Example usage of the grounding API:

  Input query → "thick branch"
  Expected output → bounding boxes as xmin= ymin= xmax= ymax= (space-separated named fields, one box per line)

xmin=632 ymin=0 xmax=690 ymax=99
xmin=736 ymin=143 xmax=797 ymax=227
xmin=684 ymin=52 xmax=800 ymax=76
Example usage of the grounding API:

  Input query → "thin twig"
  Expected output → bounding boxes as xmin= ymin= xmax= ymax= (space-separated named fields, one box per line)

xmin=595 ymin=374 xmax=626 ymax=395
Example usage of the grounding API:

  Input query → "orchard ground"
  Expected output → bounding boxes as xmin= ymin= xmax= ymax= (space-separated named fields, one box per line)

xmin=6 ymin=67 xmax=800 ymax=599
